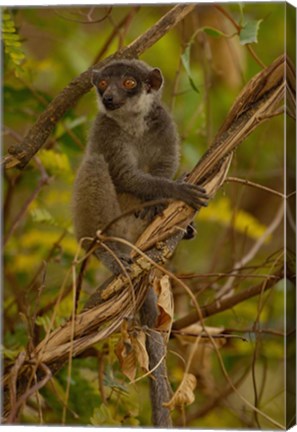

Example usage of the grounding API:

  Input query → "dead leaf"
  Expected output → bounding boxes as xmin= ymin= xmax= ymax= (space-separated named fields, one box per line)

xmin=115 ymin=335 xmax=136 ymax=381
xmin=153 ymin=275 xmax=174 ymax=334
xmin=163 ymin=373 xmax=197 ymax=409
xmin=175 ymin=323 xmax=226 ymax=346
xmin=3 ymin=154 xmax=21 ymax=169
xmin=132 ymin=329 xmax=149 ymax=372
xmin=115 ymin=320 xmax=149 ymax=381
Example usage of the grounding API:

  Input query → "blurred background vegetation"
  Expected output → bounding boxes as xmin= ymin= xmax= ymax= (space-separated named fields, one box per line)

xmin=2 ymin=3 xmax=294 ymax=428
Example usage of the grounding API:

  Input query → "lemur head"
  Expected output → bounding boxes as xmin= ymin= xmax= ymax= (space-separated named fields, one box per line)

xmin=92 ymin=59 xmax=163 ymax=116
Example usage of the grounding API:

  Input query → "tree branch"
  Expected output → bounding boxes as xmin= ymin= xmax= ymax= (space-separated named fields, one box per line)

xmin=172 ymin=272 xmax=282 ymax=331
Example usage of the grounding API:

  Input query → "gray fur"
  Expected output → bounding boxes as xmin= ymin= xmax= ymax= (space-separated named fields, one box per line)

xmin=73 ymin=59 xmax=207 ymax=274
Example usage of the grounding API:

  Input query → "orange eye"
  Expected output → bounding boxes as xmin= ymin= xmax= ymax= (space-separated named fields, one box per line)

xmin=98 ymin=79 xmax=108 ymax=91
xmin=123 ymin=78 xmax=137 ymax=89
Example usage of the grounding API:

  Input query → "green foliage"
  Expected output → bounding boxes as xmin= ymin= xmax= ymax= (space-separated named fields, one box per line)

xmin=35 ymin=315 xmax=53 ymax=332
xmin=202 ymin=26 xmax=230 ymax=39
xmin=181 ymin=43 xmax=200 ymax=94
xmin=30 ymin=207 xmax=57 ymax=226
xmin=90 ymin=405 xmax=120 ymax=426
xmin=239 ymin=19 xmax=263 ymax=45
xmin=90 ymin=396 xmax=140 ymax=426
xmin=38 ymin=149 xmax=74 ymax=181
xmin=3 ymin=86 xmax=46 ymax=122
xmin=2 ymin=10 xmax=25 ymax=76
xmin=3 ymin=324 xmax=28 ymax=353
xmin=40 ymin=359 xmax=101 ymax=424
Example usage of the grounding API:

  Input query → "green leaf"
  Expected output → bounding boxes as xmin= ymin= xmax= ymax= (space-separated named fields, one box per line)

xmin=2 ymin=32 xmax=19 ymax=40
xmin=2 ymin=10 xmax=26 ymax=74
xmin=202 ymin=26 xmax=225 ymax=38
xmin=181 ymin=44 xmax=200 ymax=93
xmin=3 ymin=27 xmax=16 ymax=33
xmin=188 ymin=77 xmax=200 ymax=94
xmin=2 ymin=345 xmax=20 ymax=361
xmin=181 ymin=45 xmax=192 ymax=79
xmin=238 ymin=3 xmax=245 ymax=25
xmin=91 ymin=405 xmax=119 ymax=426
xmin=38 ymin=149 xmax=73 ymax=180
xmin=31 ymin=207 xmax=56 ymax=225
xmin=4 ymin=39 xmax=22 ymax=47
xmin=35 ymin=315 xmax=52 ymax=332
xmin=239 ymin=19 xmax=263 ymax=45
xmin=9 ymin=50 xmax=25 ymax=60
xmin=2 ymin=13 xmax=12 ymax=21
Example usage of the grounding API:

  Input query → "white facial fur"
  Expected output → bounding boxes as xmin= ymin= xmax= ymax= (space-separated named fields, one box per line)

xmin=97 ymin=90 xmax=157 ymax=137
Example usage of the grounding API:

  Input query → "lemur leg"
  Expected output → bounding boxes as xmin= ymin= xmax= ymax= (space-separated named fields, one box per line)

xmin=73 ymin=154 xmax=131 ymax=274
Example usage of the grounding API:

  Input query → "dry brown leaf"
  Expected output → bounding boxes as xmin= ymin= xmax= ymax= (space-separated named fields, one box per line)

xmin=175 ymin=323 xmax=226 ymax=346
xmin=154 ymin=275 xmax=174 ymax=333
xmin=132 ymin=329 xmax=149 ymax=372
xmin=163 ymin=373 xmax=197 ymax=410
xmin=115 ymin=320 xmax=149 ymax=381
xmin=115 ymin=340 xmax=136 ymax=381
xmin=115 ymin=320 xmax=136 ymax=381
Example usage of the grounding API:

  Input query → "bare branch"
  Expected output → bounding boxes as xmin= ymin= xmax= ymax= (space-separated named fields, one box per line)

xmin=172 ymin=272 xmax=282 ymax=331
xmin=216 ymin=204 xmax=284 ymax=299
xmin=225 ymin=176 xmax=285 ymax=198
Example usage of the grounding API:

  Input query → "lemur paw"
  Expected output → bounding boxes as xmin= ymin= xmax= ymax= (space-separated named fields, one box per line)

xmin=135 ymin=203 xmax=166 ymax=222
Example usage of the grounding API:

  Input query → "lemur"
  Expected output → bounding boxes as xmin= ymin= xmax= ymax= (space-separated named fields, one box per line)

xmin=72 ymin=59 xmax=208 ymax=427
xmin=73 ymin=59 xmax=207 ymax=274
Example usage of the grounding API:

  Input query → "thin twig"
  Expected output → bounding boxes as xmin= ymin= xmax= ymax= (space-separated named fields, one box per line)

xmin=214 ymin=4 xmax=266 ymax=69
xmin=3 ymin=161 xmax=51 ymax=246
xmin=214 ymin=5 xmax=240 ymax=31
xmin=8 ymin=361 xmax=52 ymax=423
xmin=216 ymin=204 xmax=284 ymax=298
xmin=54 ymin=6 xmax=112 ymax=24
xmin=173 ymin=272 xmax=282 ymax=331
xmin=176 ymin=367 xmax=250 ymax=425
xmin=225 ymin=176 xmax=285 ymax=198
xmin=246 ymin=44 xmax=266 ymax=69
xmin=93 ymin=7 xmax=140 ymax=64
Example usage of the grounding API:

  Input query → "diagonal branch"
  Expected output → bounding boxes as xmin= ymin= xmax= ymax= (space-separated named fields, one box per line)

xmin=172 ymin=272 xmax=282 ymax=331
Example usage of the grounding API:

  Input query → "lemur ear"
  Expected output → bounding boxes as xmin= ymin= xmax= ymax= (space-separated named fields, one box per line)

xmin=91 ymin=70 xmax=100 ymax=86
xmin=146 ymin=68 xmax=163 ymax=92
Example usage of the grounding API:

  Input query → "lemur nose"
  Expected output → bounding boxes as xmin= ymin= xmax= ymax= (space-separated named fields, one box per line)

xmin=103 ymin=94 xmax=113 ymax=103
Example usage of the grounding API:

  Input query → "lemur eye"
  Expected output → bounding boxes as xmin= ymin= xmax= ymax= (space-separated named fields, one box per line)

xmin=98 ymin=79 xmax=108 ymax=91
xmin=123 ymin=78 xmax=137 ymax=89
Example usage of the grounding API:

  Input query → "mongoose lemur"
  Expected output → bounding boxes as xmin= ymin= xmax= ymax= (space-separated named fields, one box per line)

xmin=73 ymin=59 xmax=207 ymax=273
xmin=73 ymin=59 xmax=207 ymax=426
